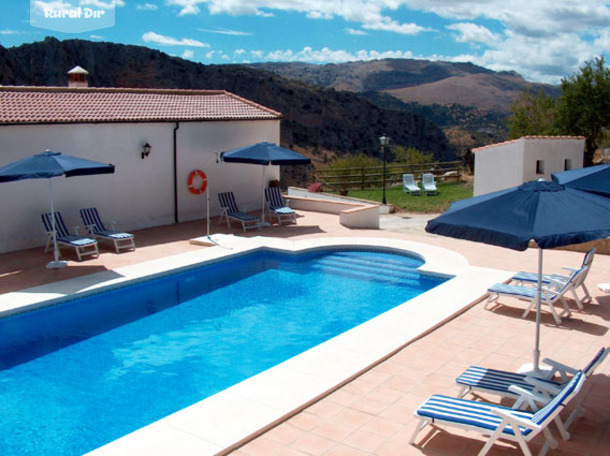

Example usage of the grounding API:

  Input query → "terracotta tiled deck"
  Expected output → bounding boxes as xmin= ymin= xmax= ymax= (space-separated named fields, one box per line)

xmin=1 ymin=210 xmax=608 ymax=456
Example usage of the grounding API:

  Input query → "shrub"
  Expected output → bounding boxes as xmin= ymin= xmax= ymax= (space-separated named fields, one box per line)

xmin=308 ymin=182 xmax=323 ymax=193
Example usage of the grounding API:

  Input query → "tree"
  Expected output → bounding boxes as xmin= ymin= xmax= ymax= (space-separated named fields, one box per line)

xmin=507 ymin=89 xmax=558 ymax=139
xmin=557 ymin=57 xmax=610 ymax=166
xmin=507 ymin=57 xmax=610 ymax=166
xmin=392 ymin=146 xmax=435 ymax=165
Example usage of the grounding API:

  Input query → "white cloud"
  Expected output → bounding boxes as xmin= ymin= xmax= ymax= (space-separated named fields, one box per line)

xmin=182 ymin=49 xmax=194 ymax=59
xmin=136 ymin=3 xmax=158 ymax=11
xmin=198 ymin=27 xmax=252 ymax=36
xmin=80 ymin=0 xmax=124 ymax=8
xmin=154 ymin=0 xmax=608 ymax=82
xmin=253 ymin=46 xmax=414 ymax=64
xmin=593 ymin=29 xmax=610 ymax=51
xmin=447 ymin=23 xmax=499 ymax=46
xmin=32 ymin=0 xmax=124 ymax=12
xmin=433 ymin=30 xmax=596 ymax=84
xmin=165 ymin=1 xmax=429 ymax=35
xmin=142 ymin=31 xmax=209 ymax=47
xmin=0 ymin=29 xmax=21 ymax=35
xmin=204 ymin=50 xmax=230 ymax=59
xmin=166 ymin=0 xmax=201 ymax=15
xmin=32 ymin=0 xmax=74 ymax=13
xmin=346 ymin=28 xmax=367 ymax=36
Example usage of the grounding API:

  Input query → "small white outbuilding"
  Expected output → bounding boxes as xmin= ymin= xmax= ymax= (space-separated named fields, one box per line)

xmin=0 ymin=82 xmax=283 ymax=254
xmin=473 ymin=136 xmax=586 ymax=196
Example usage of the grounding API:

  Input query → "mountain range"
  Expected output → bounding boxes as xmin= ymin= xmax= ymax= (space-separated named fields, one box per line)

xmin=251 ymin=60 xmax=558 ymax=115
xmin=0 ymin=38 xmax=453 ymax=163
xmin=0 ymin=38 xmax=559 ymax=171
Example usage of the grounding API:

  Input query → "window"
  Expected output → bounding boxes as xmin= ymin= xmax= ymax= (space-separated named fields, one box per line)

xmin=564 ymin=159 xmax=572 ymax=170
xmin=536 ymin=160 xmax=545 ymax=175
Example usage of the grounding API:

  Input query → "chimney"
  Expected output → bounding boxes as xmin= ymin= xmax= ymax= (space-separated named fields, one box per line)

xmin=67 ymin=65 xmax=89 ymax=88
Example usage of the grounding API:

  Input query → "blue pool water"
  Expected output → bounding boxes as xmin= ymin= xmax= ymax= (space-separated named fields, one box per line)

xmin=0 ymin=249 xmax=446 ymax=455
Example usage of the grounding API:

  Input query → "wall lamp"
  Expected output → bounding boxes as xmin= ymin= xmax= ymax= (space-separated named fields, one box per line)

xmin=141 ymin=142 xmax=151 ymax=159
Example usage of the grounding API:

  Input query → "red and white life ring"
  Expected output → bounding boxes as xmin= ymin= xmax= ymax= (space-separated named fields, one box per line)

xmin=187 ymin=169 xmax=208 ymax=194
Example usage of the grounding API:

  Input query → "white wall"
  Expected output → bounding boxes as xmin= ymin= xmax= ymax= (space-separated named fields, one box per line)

xmin=0 ymin=119 xmax=280 ymax=253
xmin=522 ymin=138 xmax=584 ymax=182
xmin=474 ymin=140 xmax=524 ymax=196
xmin=474 ymin=137 xmax=585 ymax=196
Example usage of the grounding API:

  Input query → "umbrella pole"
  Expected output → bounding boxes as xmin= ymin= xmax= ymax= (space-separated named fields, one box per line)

xmin=204 ymin=153 xmax=216 ymax=242
xmin=46 ymin=179 xmax=67 ymax=269
xmin=259 ymin=166 xmax=270 ymax=227
xmin=533 ymin=247 xmax=543 ymax=372
xmin=206 ymin=177 xmax=210 ymax=237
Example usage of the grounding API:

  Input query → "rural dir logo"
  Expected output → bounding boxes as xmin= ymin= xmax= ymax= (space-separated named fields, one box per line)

xmin=30 ymin=1 xmax=116 ymax=33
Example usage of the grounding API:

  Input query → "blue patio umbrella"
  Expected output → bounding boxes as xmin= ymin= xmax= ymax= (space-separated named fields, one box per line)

xmin=426 ymin=180 xmax=610 ymax=372
xmin=552 ymin=163 xmax=610 ymax=197
xmin=0 ymin=150 xmax=115 ymax=269
xmin=220 ymin=142 xmax=311 ymax=225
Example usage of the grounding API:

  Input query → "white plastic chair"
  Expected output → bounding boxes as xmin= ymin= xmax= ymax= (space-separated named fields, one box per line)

xmin=422 ymin=173 xmax=437 ymax=195
xmin=402 ymin=174 xmax=421 ymax=195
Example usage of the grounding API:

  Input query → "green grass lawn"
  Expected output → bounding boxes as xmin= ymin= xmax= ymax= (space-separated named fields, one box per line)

xmin=347 ymin=180 xmax=473 ymax=213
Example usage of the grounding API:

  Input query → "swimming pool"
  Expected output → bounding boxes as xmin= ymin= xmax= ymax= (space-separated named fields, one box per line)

xmin=0 ymin=248 xmax=446 ymax=456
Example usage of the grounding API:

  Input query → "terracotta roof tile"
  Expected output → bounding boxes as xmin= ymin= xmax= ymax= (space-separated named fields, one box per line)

xmin=473 ymin=135 xmax=586 ymax=152
xmin=0 ymin=87 xmax=282 ymax=124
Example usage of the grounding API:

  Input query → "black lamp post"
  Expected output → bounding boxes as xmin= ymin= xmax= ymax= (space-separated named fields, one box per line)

xmin=379 ymin=135 xmax=390 ymax=205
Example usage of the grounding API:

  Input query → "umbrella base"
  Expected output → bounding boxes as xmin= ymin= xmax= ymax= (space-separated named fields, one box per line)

xmin=517 ymin=363 xmax=555 ymax=380
xmin=258 ymin=222 xmax=271 ymax=228
xmin=46 ymin=260 xmax=68 ymax=269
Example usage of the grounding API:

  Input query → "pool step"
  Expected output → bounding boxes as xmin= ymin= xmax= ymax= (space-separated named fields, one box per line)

xmin=311 ymin=254 xmax=422 ymax=285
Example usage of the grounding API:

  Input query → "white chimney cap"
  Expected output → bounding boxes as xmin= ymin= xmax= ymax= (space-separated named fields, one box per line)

xmin=68 ymin=65 xmax=89 ymax=75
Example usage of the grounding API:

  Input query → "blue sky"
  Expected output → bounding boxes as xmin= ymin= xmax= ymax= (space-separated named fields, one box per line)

xmin=1 ymin=1 xmax=609 ymax=84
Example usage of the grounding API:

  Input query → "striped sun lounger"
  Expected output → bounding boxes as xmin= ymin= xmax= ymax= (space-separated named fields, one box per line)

xmin=485 ymin=265 xmax=589 ymax=325
xmin=264 ymin=187 xmax=296 ymax=225
xmin=41 ymin=211 xmax=99 ymax=261
xmin=218 ymin=191 xmax=260 ymax=232
xmin=455 ymin=347 xmax=609 ymax=431
xmin=410 ymin=371 xmax=585 ymax=456
xmin=79 ymin=207 xmax=135 ymax=253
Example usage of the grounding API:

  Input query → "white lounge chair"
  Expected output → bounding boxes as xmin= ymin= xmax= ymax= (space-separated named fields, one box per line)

xmin=402 ymin=174 xmax=421 ymax=195
xmin=511 ymin=249 xmax=596 ymax=310
xmin=218 ymin=191 xmax=260 ymax=232
xmin=264 ymin=187 xmax=296 ymax=225
xmin=422 ymin=173 xmax=437 ymax=195
xmin=410 ymin=371 xmax=585 ymax=456
xmin=456 ymin=347 xmax=609 ymax=430
xmin=41 ymin=211 xmax=99 ymax=261
xmin=79 ymin=207 xmax=135 ymax=253
xmin=485 ymin=266 xmax=588 ymax=325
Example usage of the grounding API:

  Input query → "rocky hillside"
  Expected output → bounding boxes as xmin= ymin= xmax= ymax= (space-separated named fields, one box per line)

xmin=251 ymin=60 xmax=560 ymax=115
xmin=0 ymin=38 xmax=455 ymax=167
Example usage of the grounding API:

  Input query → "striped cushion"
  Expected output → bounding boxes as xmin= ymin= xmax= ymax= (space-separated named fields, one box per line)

xmin=456 ymin=366 xmax=558 ymax=395
xmin=512 ymin=271 xmax=563 ymax=284
xmin=488 ymin=283 xmax=558 ymax=300
xmin=415 ymin=395 xmax=534 ymax=436
xmin=218 ymin=192 xmax=239 ymax=213
xmin=95 ymin=230 xmax=133 ymax=239
xmin=272 ymin=206 xmax=294 ymax=214
xmin=530 ymin=371 xmax=582 ymax=425
xmin=59 ymin=235 xmax=96 ymax=246
xmin=583 ymin=348 xmax=609 ymax=375
xmin=228 ymin=211 xmax=258 ymax=221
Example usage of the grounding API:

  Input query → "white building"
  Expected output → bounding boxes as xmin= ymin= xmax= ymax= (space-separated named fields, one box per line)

xmin=0 ymin=84 xmax=283 ymax=254
xmin=473 ymin=136 xmax=586 ymax=196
